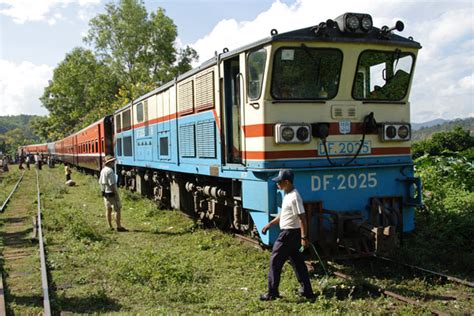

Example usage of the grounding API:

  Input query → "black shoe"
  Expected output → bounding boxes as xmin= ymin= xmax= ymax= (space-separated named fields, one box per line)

xmin=297 ymin=289 xmax=316 ymax=302
xmin=259 ymin=293 xmax=279 ymax=301
xmin=117 ymin=227 xmax=129 ymax=232
xmin=301 ymin=294 xmax=316 ymax=302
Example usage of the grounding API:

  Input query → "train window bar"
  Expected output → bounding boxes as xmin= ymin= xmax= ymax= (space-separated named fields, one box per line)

xmin=362 ymin=101 xmax=406 ymax=104
xmin=272 ymin=100 xmax=326 ymax=104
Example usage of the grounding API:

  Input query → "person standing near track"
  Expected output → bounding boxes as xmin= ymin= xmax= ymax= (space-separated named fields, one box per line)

xmin=25 ymin=155 xmax=31 ymax=170
xmin=34 ymin=152 xmax=42 ymax=170
xmin=1 ymin=155 xmax=8 ymax=172
xmin=260 ymin=169 xmax=315 ymax=302
xmin=64 ymin=163 xmax=72 ymax=182
xmin=99 ymin=155 xmax=128 ymax=232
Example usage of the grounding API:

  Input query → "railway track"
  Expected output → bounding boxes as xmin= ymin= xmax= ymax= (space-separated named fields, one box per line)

xmin=0 ymin=169 xmax=51 ymax=315
xmin=234 ymin=233 xmax=266 ymax=250
xmin=234 ymin=234 xmax=471 ymax=314
xmin=0 ymin=170 xmax=25 ymax=213
xmin=373 ymin=254 xmax=474 ymax=288
xmin=328 ymin=256 xmax=473 ymax=315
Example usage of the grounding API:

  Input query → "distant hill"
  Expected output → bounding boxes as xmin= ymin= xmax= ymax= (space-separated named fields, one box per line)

xmin=0 ymin=115 xmax=41 ymax=155
xmin=412 ymin=117 xmax=474 ymax=141
xmin=0 ymin=115 xmax=39 ymax=137
xmin=412 ymin=119 xmax=448 ymax=131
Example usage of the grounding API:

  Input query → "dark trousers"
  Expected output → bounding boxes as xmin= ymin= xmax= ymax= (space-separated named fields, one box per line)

xmin=268 ymin=229 xmax=313 ymax=296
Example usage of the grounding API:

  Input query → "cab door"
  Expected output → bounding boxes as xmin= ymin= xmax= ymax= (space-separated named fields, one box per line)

xmin=223 ymin=55 xmax=245 ymax=165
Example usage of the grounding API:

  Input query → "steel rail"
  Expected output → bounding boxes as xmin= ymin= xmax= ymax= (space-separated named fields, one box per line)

xmin=0 ymin=171 xmax=25 ymax=212
xmin=374 ymin=255 xmax=474 ymax=288
xmin=332 ymin=270 xmax=449 ymax=316
xmin=35 ymin=169 xmax=51 ymax=316
xmin=234 ymin=233 xmax=265 ymax=250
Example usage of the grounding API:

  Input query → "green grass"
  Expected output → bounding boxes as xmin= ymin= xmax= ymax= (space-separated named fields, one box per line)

xmin=0 ymin=168 xmax=23 ymax=205
xmin=2 ymin=165 xmax=471 ymax=314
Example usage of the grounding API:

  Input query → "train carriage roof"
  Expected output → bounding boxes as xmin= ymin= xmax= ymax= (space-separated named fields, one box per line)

xmin=115 ymin=16 xmax=421 ymax=113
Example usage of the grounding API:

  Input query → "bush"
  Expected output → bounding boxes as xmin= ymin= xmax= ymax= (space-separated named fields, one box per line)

xmin=412 ymin=126 xmax=474 ymax=159
xmin=411 ymin=152 xmax=474 ymax=273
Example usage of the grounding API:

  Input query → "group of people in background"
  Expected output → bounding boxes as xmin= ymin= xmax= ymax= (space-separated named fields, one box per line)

xmin=1 ymin=155 xmax=10 ymax=172
xmin=0 ymin=152 xmax=59 ymax=173
xmin=16 ymin=153 xmax=47 ymax=171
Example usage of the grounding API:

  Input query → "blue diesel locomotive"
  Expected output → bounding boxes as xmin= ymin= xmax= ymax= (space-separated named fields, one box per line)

xmin=111 ymin=12 xmax=422 ymax=257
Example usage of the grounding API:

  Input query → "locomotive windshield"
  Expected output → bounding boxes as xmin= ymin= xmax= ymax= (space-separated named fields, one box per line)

xmin=353 ymin=50 xmax=414 ymax=101
xmin=271 ymin=47 xmax=342 ymax=100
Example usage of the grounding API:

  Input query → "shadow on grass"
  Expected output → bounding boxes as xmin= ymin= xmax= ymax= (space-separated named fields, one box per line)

xmin=54 ymin=293 xmax=122 ymax=313
xmin=5 ymin=294 xmax=42 ymax=313
xmin=0 ymin=216 xmax=29 ymax=224
xmin=319 ymin=284 xmax=373 ymax=301
xmin=385 ymin=286 xmax=457 ymax=302
xmin=150 ymin=230 xmax=191 ymax=236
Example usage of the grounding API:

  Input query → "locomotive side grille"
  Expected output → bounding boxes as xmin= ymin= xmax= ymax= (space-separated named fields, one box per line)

xmin=195 ymin=71 xmax=214 ymax=110
xmin=334 ymin=108 xmax=343 ymax=117
xmin=197 ymin=120 xmax=216 ymax=158
xmin=179 ymin=124 xmax=196 ymax=157
xmin=178 ymin=80 xmax=194 ymax=114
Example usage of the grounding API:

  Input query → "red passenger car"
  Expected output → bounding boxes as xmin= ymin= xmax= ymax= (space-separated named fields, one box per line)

xmin=21 ymin=143 xmax=49 ymax=156
xmin=75 ymin=116 xmax=114 ymax=172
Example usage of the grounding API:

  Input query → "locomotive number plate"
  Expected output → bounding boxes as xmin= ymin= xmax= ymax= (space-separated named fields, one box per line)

xmin=311 ymin=172 xmax=378 ymax=191
xmin=318 ymin=140 xmax=371 ymax=156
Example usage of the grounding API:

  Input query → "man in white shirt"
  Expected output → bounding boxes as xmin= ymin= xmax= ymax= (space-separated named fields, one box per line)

xmin=99 ymin=155 xmax=127 ymax=232
xmin=34 ymin=153 xmax=42 ymax=170
xmin=260 ymin=169 xmax=315 ymax=301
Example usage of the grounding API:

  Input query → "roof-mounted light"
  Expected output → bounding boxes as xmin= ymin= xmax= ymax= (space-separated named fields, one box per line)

xmin=361 ymin=16 xmax=373 ymax=31
xmin=335 ymin=13 xmax=373 ymax=34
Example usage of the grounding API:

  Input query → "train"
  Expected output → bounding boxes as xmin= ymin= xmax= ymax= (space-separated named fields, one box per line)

xmin=20 ymin=12 xmax=423 ymax=258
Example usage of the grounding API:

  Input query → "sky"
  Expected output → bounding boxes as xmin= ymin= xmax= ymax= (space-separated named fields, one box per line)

xmin=0 ymin=0 xmax=473 ymax=123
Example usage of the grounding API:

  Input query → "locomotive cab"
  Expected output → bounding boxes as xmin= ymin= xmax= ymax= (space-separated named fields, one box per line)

xmin=225 ymin=13 xmax=422 ymax=257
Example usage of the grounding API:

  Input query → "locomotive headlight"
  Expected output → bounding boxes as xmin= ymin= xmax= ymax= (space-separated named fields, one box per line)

xmin=296 ymin=126 xmax=309 ymax=141
xmin=275 ymin=123 xmax=311 ymax=144
xmin=361 ymin=16 xmax=372 ymax=31
xmin=386 ymin=125 xmax=397 ymax=139
xmin=346 ymin=15 xmax=360 ymax=30
xmin=398 ymin=125 xmax=410 ymax=139
xmin=381 ymin=123 xmax=411 ymax=141
xmin=282 ymin=127 xmax=295 ymax=141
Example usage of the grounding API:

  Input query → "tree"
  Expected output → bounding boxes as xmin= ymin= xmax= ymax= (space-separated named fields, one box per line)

xmin=85 ymin=0 xmax=198 ymax=100
xmin=38 ymin=47 xmax=119 ymax=139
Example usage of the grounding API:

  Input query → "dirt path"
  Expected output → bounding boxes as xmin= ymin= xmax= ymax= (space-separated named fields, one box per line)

xmin=0 ymin=169 xmax=43 ymax=314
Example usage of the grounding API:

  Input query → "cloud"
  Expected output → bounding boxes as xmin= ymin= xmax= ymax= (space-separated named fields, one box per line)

xmin=189 ymin=0 xmax=474 ymax=122
xmin=0 ymin=0 xmax=100 ymax=24
xmin=440 ymin=74 xmax=474 ymax=97
xmin=0 ymin=59 xmax=52 ymax=116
